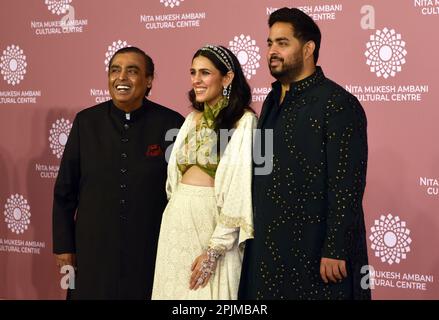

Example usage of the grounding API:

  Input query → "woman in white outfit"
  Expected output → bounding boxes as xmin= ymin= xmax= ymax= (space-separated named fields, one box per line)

xmin=152 ymin=44 xmax=257 ymax=300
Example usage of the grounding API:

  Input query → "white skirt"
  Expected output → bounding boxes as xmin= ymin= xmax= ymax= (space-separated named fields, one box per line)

xmin=152 ymin=183 xmax=242 ymax=300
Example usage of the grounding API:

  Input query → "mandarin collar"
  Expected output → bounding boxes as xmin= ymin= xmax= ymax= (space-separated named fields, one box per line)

xmin=271 ymin=66 xmax=326 ymax=98
xmin=110 ymin=98 xmax=148 ymax=122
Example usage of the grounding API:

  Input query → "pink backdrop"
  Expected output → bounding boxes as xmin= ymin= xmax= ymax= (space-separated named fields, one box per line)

xmin=0 ymin=0 xmax=438 ymax=299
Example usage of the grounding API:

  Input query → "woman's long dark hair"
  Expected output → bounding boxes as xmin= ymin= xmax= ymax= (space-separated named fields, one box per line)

xmin=188 ymin=46 xmax=253 ymax=131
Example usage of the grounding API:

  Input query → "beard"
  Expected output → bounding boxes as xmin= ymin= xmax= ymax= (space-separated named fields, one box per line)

xmin=268 ymin=53 xmax=304 ymax=83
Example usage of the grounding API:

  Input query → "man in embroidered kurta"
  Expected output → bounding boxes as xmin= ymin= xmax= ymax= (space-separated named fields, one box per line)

xmin=239 ymin=8 xmax=371 ymax=299
xmin=52 ymin=47 xmax=184 ymax=299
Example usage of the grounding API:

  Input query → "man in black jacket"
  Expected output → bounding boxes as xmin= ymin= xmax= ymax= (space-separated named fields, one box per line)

xmin=52 ymin=47 xmax=184 ymax=299
xmin=239 ymin=8 xmax=371 ymax=300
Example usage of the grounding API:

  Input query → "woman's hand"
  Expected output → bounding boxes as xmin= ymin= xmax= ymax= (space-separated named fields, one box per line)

xmin=189 ymin=248 xmax=222 ymax=290
xmin=189 ymin=252 xmax=212 ymax=290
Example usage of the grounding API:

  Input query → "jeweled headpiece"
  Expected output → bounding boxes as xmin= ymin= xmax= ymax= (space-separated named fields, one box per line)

xmin=200 ymin=44 xmax=235 ymax=72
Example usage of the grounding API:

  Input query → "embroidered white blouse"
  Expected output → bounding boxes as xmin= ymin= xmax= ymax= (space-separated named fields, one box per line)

xmin=166 ymin=110 xmax=257 ymax=252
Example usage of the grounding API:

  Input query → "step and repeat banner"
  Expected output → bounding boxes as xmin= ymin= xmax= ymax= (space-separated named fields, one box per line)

xmin=0 ymin=0 xmax=437 ymax=299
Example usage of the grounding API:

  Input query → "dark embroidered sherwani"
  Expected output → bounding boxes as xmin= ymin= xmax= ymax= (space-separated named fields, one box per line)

xmin=239 ymin=67 xmax=370 ymax=300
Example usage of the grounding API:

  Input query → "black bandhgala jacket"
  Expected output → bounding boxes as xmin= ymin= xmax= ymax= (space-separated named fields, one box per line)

xmin=52 ymin=99 xmax=184 ymax=299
